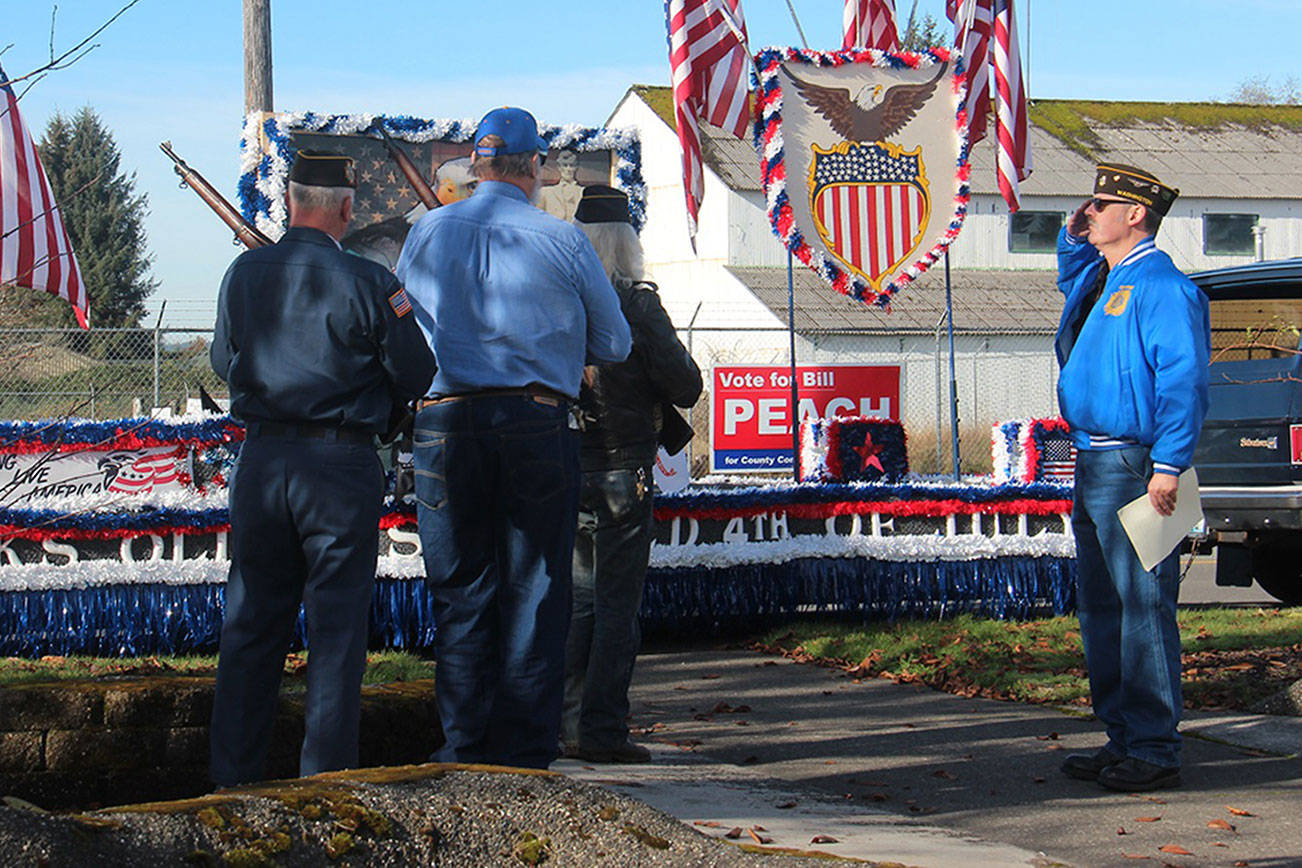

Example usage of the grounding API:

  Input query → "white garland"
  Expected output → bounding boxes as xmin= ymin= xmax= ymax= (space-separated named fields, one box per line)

xmin=11 ymin=486 xmax=228 ymax=514
xmin=650 ymin=531 xmax=1074 ymax=570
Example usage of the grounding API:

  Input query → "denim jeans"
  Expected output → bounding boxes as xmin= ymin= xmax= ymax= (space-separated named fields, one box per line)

xmin=1072 ymin=446 xmax=1182 ymax=768
xmin=413 ymin=395 xmax=579 ymax=769
xmin=562 ymin=467 xmax=654 ymax=751
xmin=211 ymin=434 xmax=382 ymax=786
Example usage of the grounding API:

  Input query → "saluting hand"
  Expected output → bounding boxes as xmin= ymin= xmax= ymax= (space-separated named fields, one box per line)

xmin=1148 ymin=472 xmax=1178 ymax=517
xmin=1067 ymin=200 xmax=1091 ymax=237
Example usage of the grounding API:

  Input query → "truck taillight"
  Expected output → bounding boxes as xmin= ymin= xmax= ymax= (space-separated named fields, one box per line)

xmin=1292 ymin=424 xmax=1302 ymax=465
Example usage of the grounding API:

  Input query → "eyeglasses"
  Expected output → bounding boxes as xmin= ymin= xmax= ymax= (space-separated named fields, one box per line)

xmin=1089 ymin=197 xmax=1133 ymax=211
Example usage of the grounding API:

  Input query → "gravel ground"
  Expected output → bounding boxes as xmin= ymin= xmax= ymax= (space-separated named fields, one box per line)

xmin=0 ymin=764 xmax=870 ymax=867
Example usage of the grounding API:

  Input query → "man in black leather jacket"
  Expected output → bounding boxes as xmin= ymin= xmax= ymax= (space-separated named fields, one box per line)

xmin=562 ymin=185 xmax=703 ymax=763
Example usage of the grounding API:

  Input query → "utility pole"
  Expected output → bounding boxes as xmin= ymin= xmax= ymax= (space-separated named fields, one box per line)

xmin=243 ymin=0 xmax=272 ymax=115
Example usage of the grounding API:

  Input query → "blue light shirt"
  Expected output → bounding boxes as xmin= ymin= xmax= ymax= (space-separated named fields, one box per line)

xmin=396 ymin=180 xmax=630 ymax=399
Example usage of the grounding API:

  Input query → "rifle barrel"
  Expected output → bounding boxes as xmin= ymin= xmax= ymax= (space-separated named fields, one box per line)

xmin=160 ymin=142 xmax=273 ymax=249
xmin=375 ymin=125 xmax=439 ymax=211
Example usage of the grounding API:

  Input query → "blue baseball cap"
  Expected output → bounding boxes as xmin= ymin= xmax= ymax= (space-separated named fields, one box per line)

xmin=473 ymin=107 xmax=549 ymax=158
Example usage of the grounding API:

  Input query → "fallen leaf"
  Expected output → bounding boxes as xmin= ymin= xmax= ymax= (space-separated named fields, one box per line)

xmin=1226 ymin=806 xmax=1255 ymax=817
xmin=1210 ymin=841 xmax=1229 ymax=847
xmin=931 ymin=769 xmax=956 ymax=779
xmin=1036 ymin=732 xmax=1061 ymax=741
xmin=1117 ymin=826 xmax=1129 ymax=836
xmin=1135 ymin=816 xmax=1161 ymax=823
xmin=867 ymin=793 xmax=889 ymax=802
xmin=1206 ymin=819 xmax=1235 ymax=832
xmin=775 ymin=800 xmax=797 ymax=809
xmin=1121 ymin=852 xmax=1151 ymax=859
xmin=747 ymin=828 xmax=772 ymax=845
xmin=724 ymin=827 xmax=742 ymax=839
xmin=1223 ymin=663 xmax=1254 ymax=671
xmin=1032 ymin=777 xmax=1046 ymax=784
xmin=810 ymin=835 xmax=839 ymax=844
xmin=701 ymin=673 xmax=722 ymax=680
xmin=751 ymin=825 xmax=767 ymax=831
xmin=1158 ymin=845 xmax=1193 ymax=856
xmin=693 ymin=821 xmax=721 ymax=828
xmin=1234 ymin=861 xmax=1249 ymax=867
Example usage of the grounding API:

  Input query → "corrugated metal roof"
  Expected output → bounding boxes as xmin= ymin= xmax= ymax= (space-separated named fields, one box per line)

xmin=727 ymin=266 xmax=1061 ymax=334
xmin=631 ymin=86 xmax=1302 ymax=200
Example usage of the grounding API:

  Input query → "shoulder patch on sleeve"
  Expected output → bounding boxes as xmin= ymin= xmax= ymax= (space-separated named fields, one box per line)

xmin=388 ymin=287 xmax=413 ymax=318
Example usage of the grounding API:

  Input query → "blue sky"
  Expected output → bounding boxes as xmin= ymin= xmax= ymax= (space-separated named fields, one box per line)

xmin=6 ymin=0 xmax=1299 ymax=327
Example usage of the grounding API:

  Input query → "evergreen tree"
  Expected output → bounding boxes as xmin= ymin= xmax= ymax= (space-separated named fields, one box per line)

xmin=36 ymin=107 xmax=156 ymax=328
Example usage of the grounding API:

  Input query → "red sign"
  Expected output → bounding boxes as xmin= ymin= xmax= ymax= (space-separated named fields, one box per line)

xmin=711 ymin=364 xmax=901 ymax=473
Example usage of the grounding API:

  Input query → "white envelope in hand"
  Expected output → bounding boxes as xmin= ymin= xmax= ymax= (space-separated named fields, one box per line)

xmin=1116 ymin=467 xmax=1203 ymax=572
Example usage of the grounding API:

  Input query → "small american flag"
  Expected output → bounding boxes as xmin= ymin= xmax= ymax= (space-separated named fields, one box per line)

xmin=0 ymin=63 xmax=88 ymax=328
xmin=388 ymin=287 xmax=412 ymax=318
xmin=843 ymin=0 xmax=900 ymax=52
xmin=1038 ymin=436 xmax=1076 ymax=483
xmin=666 ymin=0 xmax=752 ymax=246
xmin=947 ymin=0 xmax=1031 ymax=212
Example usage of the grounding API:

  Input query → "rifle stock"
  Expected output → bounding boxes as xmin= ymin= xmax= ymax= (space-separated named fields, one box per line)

xmin=160 ymin=141 xmax=273 ymax=249
xmin=374 ymin=125 xmax=439 ymax=211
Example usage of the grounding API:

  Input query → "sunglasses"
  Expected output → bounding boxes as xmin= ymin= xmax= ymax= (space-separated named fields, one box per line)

xmin=1089 ymin=197 xmax=1134 ymax=211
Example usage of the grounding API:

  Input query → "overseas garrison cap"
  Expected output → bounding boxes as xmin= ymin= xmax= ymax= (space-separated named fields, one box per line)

xmin=1094 ymin=162 xmax=1178 ymax=216
xmin=473 ymin=107 xmax=549 ymax=157
xmin=289 ymin=149 xmax=356 ymax=188
xmin=574 ymin=185 xmax=631 ymax=225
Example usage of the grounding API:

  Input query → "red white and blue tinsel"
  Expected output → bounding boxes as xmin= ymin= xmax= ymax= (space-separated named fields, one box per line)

xmin=991 ymin=417 xmax=1074 ymax=484
xmin=0 ymin=414 xmax=1079 ymax=656
xmin=237 ymin=111 xmax=647 ymax=237
xmin=753 ymin=46 xmax=970 ymax=307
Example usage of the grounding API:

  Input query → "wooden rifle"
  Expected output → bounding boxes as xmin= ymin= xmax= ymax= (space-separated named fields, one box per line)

xmin=160 ymin=141 xmax=273 ymax=249
xmin=374 ymin=125 xmax=439 ymax=211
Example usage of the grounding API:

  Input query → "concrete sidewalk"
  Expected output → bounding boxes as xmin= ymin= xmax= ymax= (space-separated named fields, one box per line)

xmin=560 ymin=650 xmax=1302 ymax=867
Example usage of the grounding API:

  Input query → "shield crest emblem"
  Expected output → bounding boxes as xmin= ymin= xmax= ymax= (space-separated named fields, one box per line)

xmin=755 ymin=48 xmax=967 ymax=306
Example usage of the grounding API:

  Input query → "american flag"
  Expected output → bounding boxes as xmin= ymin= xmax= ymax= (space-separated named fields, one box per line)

xmin=1037 ymin=436 xmax=1076 ymax=483
xmin=947 ymin=0 xmax=1031 ymax=212
xmin=666 ymin=0 xmax=752 ymax=245
xmin=0 ymin=63 xmax=88 ymax=328
xmin=843 ymin=0 xmax=900 ymax=52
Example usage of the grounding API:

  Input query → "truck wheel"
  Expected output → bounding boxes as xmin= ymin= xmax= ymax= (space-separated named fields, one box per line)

xmin=1250 ymin=543 xmax=1302 ymax=606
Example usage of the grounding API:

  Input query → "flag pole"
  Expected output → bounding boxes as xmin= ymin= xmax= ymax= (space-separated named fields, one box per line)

xmin=788 ymin=250 xmax=801 ymax=482
xmin=945 ymin=249 xmax=961 ymax=480
xmin=782 ymin=0 xmax=811 ymax=49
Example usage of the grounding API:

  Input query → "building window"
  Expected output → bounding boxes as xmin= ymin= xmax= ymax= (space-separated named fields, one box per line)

xmin=1008 ymin=211 xmax=1064 ymax=253
xmin=1203 ymin=213 xmax=1257 ymax=255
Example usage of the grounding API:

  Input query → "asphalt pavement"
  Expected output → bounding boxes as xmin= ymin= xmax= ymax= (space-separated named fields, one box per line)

xmin=559 ymin=648 xmax=1302 ymax=867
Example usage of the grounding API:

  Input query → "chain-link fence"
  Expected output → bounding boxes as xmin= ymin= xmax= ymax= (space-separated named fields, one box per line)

xmin=0 ymin=325 xmax=1062 ymax=477
xmin=0 ymin=328 xmax=224 ymax=422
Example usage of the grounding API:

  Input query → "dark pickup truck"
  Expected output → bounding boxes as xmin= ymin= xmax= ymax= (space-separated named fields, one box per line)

xmin=1192 ymin=257 xmax=1302 ymax=605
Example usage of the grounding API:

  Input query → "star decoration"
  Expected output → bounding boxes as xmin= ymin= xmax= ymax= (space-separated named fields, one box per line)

xmin=853 ymin=432 xmax=884 ymax=472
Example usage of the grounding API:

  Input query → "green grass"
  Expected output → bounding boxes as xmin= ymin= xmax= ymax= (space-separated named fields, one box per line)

xmin=0 ymin=650 xmax=436 ymax=687
xmin=759 ymin=608 xmax=1302 ymax=711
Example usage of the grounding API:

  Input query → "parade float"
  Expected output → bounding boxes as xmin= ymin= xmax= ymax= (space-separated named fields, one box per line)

xmin=0 ymin=412 xmax=1077 ymax=656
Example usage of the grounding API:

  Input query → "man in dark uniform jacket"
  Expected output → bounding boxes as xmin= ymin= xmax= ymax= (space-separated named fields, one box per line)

xmin=562 ymin=185 xmax=703 ymax=763
xmin=209 ymin=150 xmax=435 ymax=787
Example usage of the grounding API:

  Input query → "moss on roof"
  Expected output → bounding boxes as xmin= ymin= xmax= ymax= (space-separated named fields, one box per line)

xmin=633 ymin=85 xmax=1302 ymax=163
xmin=1027 ymin=100 xmax=1302 ymax=160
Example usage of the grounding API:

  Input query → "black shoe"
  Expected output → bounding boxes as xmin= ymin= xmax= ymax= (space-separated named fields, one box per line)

xmin=1060 ymin=747 xmax=1125 ymax=781
xmin=1097 ymin=757 xmax=1181 ymax=792
xmin=560 ymin=742 xmax=582 ymax=760
xmin=574 ymin=741 xmax=652 ymax=764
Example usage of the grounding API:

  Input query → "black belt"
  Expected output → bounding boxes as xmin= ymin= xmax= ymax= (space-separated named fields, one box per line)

xmin=418 ymin=384 xmax=571 ymax=410
xmin=246 ymin=422 xmax=374 ymax=444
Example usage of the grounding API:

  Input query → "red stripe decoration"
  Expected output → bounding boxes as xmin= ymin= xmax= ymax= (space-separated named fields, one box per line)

xmin=0 ymin=63 xmax=88 ymax=328
xmin=655 ymin=497 xmax=1073 ymax=522
xmin=843 ymin=0 xmax=900 ymax=52
xmin=666 ymin=0 xmax=752 ymax=246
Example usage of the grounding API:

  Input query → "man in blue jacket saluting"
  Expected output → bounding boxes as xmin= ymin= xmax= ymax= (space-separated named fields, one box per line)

xmin=1054 ymin=163 xmax=1209 ymax=792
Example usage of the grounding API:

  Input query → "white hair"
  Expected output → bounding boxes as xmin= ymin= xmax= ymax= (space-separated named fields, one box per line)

xmin=575 ymin=220 xmax=644 ymax=283
xmin=288 ymin=180 xmax=352 ymax=211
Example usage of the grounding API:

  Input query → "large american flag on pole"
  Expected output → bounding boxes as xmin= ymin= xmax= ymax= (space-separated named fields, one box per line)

xmin=666 ymin=0 xmax=751 ymax=246
xmin=0 ymin=63 xmax=88 ymax=328
xmin=842 ymin=0 xmax=900 ymax=52
xmin=947 ymin=0 xmax=1030 ymax=212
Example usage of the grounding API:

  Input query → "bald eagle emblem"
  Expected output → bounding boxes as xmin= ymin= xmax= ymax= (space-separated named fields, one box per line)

xmin=784 ymin=63 xmax=947 ymax=143
xmin=757 ymin=48 xmax=964 ymax=305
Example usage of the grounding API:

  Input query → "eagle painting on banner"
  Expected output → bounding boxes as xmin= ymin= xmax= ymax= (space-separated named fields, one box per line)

xmin=756 ymin=47 xmax=968 ymax=306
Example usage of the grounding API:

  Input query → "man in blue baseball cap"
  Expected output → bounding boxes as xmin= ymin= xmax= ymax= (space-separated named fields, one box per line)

xmin=397 ymin=107 xmax=630 ymax=769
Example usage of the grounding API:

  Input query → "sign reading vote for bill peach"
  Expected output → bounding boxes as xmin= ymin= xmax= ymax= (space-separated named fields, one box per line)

xmin=711 ymin=364 xmax=900 ymax=473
